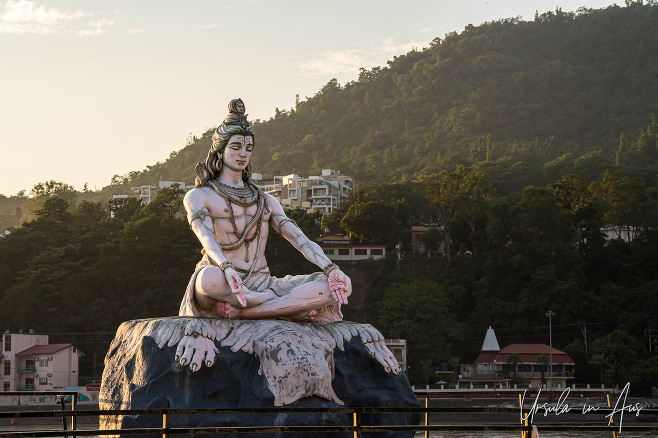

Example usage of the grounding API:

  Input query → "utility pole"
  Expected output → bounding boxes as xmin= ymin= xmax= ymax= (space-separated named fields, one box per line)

xmin=545 ymin=310 xmax=556 ymax=391
xmin=645 ymin=328 xmax=658 ymax=355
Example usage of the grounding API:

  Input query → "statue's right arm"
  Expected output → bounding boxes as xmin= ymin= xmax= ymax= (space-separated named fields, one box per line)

xmin=185 ymin=189 xmax=246 ymax=306
xmin=184 ymin=189 xmax=228 ymax=267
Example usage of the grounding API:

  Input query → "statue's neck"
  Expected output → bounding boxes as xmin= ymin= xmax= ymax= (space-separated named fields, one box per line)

xmin=217 ymin=168 xmax=245 ymax=188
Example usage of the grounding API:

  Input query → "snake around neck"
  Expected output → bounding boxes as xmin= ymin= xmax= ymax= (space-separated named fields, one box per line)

xmin=207 ymin=179 xmax=270 ymax=270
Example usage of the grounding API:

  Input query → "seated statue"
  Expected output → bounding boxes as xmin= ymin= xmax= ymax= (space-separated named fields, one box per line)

xmin=179 ymin=98 xmax=352 ymax=324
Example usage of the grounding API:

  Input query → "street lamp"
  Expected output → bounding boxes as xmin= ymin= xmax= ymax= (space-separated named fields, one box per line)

xmin=545 ymin=310 xmax=556 ymax=391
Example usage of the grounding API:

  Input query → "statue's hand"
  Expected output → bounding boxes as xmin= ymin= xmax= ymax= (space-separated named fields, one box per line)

xmin=224 ymin=267 xmax=247 ymax=308
xmin=175 ymin=333 xmax=219 ymax=372
xmin=328 ymin=270 xmax=351 ymax=305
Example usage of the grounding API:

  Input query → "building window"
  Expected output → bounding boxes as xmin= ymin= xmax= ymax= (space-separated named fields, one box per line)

xmin=4 ymin=360 xmax=10 ymax=376
xmin=354 ymin=249 xmax=367 ymax=256
xmin=519 ymin=364 xmax=532 ymax=372
xmin=323 ymin=249 xmax=335 ymax=255
xmin=3 ymin=335 xmax=10 ymax=352
xmin=39 ymin=359 xmax=49 ymax=367
xmin=39 ymin=378 xmax=48 ymax=386
xmin=25 ymin=360 xmax=35 ymax=371
xmin=24 ymin=378 xmax=34 ymax=389
xmin=370 ymin=248 xmax=384 ymax=255
xmin=3 ymin=382 xmax=9 ymax=391
xmin=338 ymin=249 xmax=349 ymax=256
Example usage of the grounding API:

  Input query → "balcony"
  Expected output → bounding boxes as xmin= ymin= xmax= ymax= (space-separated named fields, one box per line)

xmin=17 ymin=368 xmax=36 ymax=373
xmin=17 ymin=386 xmax=35 ymax=391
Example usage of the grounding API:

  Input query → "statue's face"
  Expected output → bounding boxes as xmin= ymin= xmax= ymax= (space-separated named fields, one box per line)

xmin=222 ymin=134 xmax=253 ymax=172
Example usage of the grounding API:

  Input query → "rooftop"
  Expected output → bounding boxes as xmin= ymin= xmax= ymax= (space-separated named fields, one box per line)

xmin=16 ymin=344 xmax=77 ymax=356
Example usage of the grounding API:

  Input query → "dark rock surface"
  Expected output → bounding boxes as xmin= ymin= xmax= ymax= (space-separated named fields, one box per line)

xmin=100 ymin=319 xmax=419 ymax=437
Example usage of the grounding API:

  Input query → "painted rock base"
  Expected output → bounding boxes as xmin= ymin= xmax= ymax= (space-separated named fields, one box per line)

xmin=100 ymin=318 xmax=419 ymax=437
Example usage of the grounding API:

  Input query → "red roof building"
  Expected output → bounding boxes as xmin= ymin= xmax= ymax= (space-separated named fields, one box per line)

xmin=475 ymin=344 xmax=575 ymax=365
xmin=459 ymin=327 xmax=575 ymax=390
xmin=1 ymin=331 xmax=83 ymax=391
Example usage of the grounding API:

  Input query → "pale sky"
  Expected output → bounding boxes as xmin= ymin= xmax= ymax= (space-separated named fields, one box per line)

xmin=0 ymin=0 xmax=618 ymax=196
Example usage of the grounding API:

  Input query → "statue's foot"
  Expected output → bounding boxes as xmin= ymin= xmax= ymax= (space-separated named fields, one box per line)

xmin=288 ymin=309 xmax=318 ymax=323
xmin=175 ymin=333 xmax=219 ymax=372
xmin=310 ymin=303 xmax=343 ymax=323
xmin=214 ymin=301 xmax=231 ymax=318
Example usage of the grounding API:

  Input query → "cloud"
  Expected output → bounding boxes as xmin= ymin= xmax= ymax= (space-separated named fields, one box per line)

xmin=77 ymin=18 xmax=114 ymax=36
xmin=298 ymin=37 xmax=430 ymax=77
xmin=0 ymin=0 xmax=112 ymax=36
xmin=128 ymin=28 xmax=142 ymax=34
xmin=199 ymin=23 xmax=217 ymax=29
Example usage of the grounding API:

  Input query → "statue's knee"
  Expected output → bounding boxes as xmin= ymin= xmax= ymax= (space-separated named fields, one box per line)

xmin=196 ymin=267 xmax=226 ymax=296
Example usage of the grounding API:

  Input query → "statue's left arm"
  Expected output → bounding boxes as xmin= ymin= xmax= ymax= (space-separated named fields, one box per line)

xmin=267 ymin=195 xmax=350 ymax=305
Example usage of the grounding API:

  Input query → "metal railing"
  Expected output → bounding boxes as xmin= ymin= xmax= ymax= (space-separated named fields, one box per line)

xmin=1 ymin=391 xmax=658 ymax=437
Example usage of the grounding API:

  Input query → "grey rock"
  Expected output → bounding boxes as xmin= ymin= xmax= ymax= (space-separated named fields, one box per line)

xmin=100 ymin=317 xmax=419 ymax=437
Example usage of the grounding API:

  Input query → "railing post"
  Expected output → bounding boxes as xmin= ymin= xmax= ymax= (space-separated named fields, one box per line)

xmin=424 ymin=394 xmax=429 ymax=438
xmin=162 ymin=411 xmax=170 ymax=438
xmin=59 ymin=396 xmax=68 ymax=437
xmin=518 ymin=393 xmax=527 ymax=438
xmin=353 ymin=410 xmax=361 ymax=438
xmin=71 ymin=392 xmax=77 ymax=431
xmin=606 ymin=394 xmax=619 ymax=438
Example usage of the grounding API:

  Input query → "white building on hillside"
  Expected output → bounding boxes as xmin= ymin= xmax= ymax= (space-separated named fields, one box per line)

xmin=254 ymin=170 xmax=353 ymax=214
xmin=316 ymin=234 xmax=386 ymax=261
xmin=0 ymin=331 xmax=83 ymax=391
xmin=112 ymin=181 xmax=191 ymax=206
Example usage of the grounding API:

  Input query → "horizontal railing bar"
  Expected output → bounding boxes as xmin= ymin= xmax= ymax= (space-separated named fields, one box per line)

xmin=5 ymin=424 xmax=658 ymax=437
xmin=0 ymin=392 xmax=77 ymax=397
xmin=4 ymin=406 xmax=656 ymax=418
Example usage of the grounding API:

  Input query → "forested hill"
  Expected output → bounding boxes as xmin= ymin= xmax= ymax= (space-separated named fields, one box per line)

xmin=103 ymin=2 xmax=657 ymax=196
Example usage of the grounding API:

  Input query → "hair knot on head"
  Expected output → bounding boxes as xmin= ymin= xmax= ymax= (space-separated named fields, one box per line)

xmin=211 ymin=98 xmax=252 ymax=154
xmin=196 ymin=98 xmax=256 ymax=187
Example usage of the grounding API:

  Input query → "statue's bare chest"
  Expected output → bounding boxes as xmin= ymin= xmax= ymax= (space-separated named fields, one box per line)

xmin=206 ymin=194 xmax=269 ymax=237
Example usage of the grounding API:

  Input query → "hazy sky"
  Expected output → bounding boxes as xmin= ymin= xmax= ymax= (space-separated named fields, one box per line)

xmin=0 ymin=0 xmax=617 ymax=196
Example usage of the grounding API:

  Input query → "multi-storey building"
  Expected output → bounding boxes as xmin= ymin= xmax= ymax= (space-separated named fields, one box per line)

xmin=0 ymin=330 xmax=83 ymax=391
xmin=253 ymin=169 xmax=353 ymax=214
xmin=112 ymin=181 xmax=190 ymax=206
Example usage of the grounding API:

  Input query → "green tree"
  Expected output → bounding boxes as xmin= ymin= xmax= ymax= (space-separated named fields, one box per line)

xmin=420 ymin=227 xmax=441 ymax=254
xmin=591 ymin=328 xmax=646 ymax=387
xmin=108 ymin=197 xmax=143 ymax=223
xmin=550 ymin=174 xmax=604 ymax=248
xmin=506 ymin=353 xmax=522 ymax=385
xmin=632 ymin=356 xmax=658 ymax=395
xmin=35 ymin=198 xmax=71 ymax=223
xmin=340 ymin=198 xmax=402 ymax=247
xmin=21 ymin=181 xmax=78 ymax=222
xmin=144 ymin=186 xmax=185 ymax=218
xmin=377 ymin=278 xmax=456 ymax=384
xmin=590 ymin=169 xmax=651 ymax=240
xmin=535 ymin=354 xmax=549 ymax=388
xmin=425 ymin=166 xmax=495 ymax=259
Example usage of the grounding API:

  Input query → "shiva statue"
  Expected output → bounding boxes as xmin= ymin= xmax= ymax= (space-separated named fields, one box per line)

xmin=179 ymin=98 xmax=352 ymax=324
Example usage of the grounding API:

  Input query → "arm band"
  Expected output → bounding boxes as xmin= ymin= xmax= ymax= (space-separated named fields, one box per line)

xmin=275 ymin=217 xmax=299 ymax=234
xmin=189 ymin=209 xmax=211 ymax=228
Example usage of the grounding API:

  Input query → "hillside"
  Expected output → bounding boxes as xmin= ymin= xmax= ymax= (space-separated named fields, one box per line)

xmin=102 ymin=2 xmax=658 ymax=197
